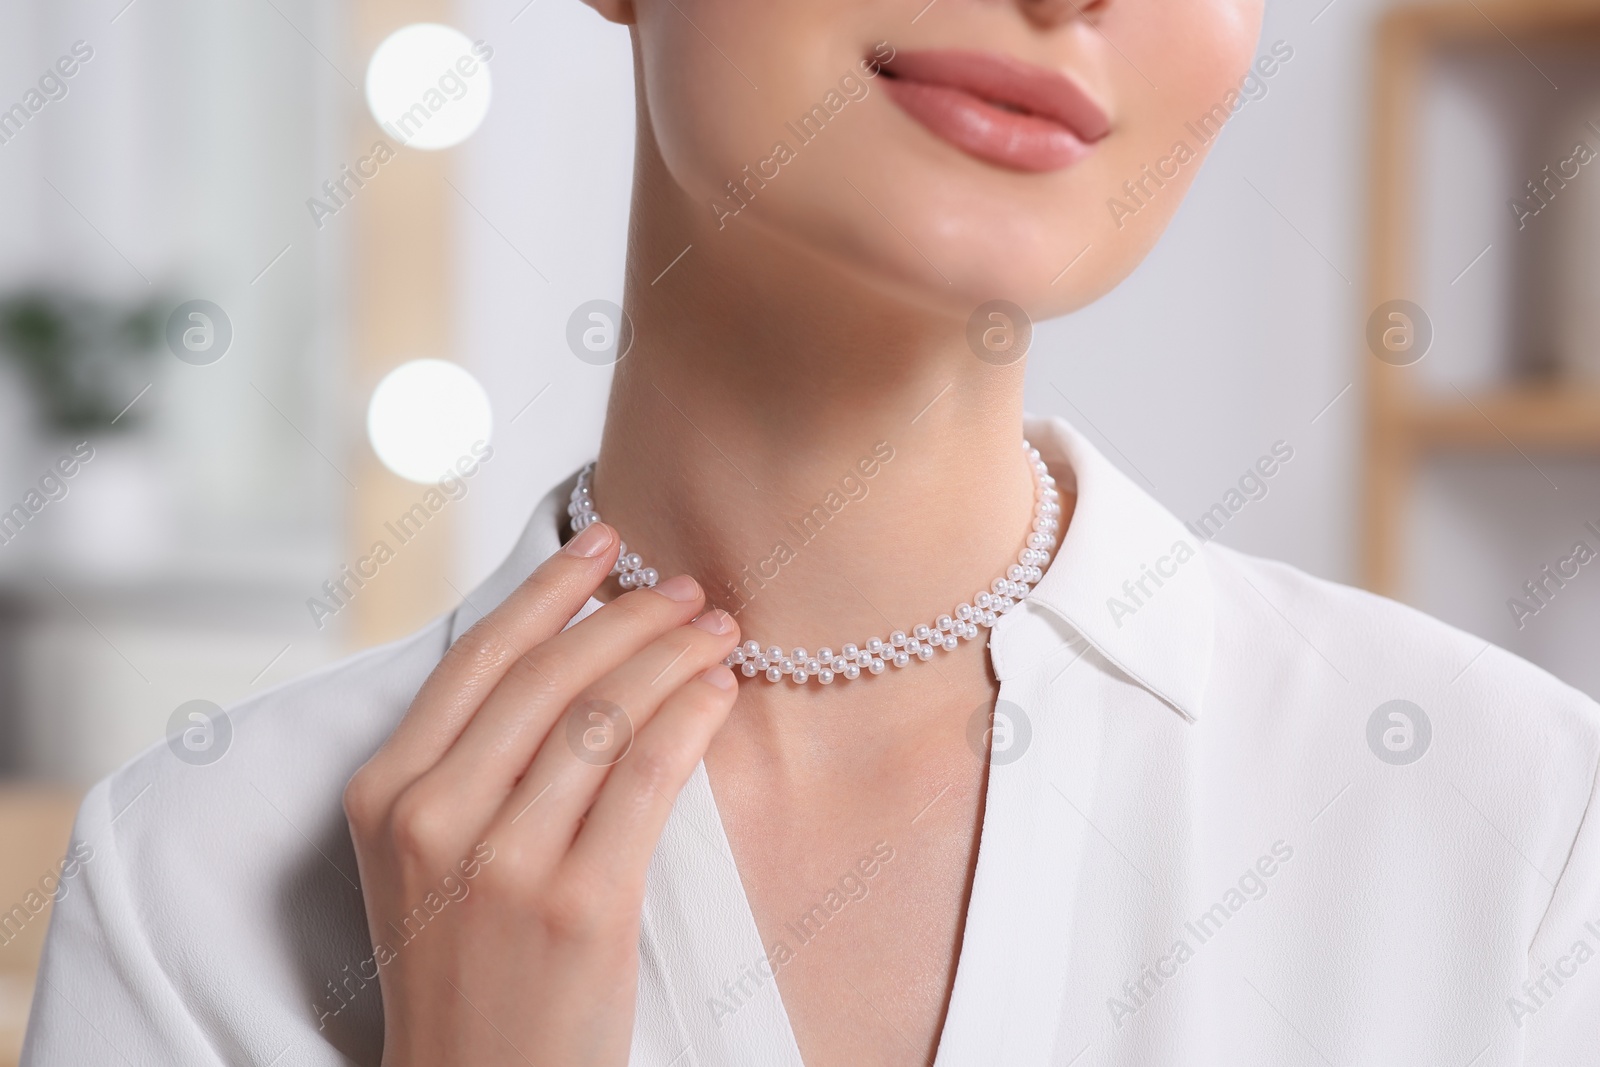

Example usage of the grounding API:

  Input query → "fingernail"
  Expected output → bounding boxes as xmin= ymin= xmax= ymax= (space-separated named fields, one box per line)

xmin=700 ymin=665 xmax=737 ymax=691
xmin=565 ymin=522 xmax=613 ymax=558
xmin=654 ymin=574 xmax=700 ymax=602
xmin=693 ymin=609 xmax=733 ymax=634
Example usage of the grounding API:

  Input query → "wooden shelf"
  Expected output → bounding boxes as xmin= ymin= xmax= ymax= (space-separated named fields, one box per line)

xmin=1360 ymin=0 xmax=1600 ymax=597
xmin=0 ymin=785 xmax=82 ymax=1067
xmin=1385 ymin=0 xmax=1600 ymax=39
xmin=1392 ymin=386 xmax=1600 ymax=450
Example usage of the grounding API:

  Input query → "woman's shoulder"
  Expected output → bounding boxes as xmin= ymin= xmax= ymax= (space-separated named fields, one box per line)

xmin=26 ymin=614 xmax=455 ymax=1066
xmin=105 ymin=608 xmax=453 ymax=831
xmin=1203 ymin=540 xmax=1598 ymax=725
xmin=90 ymin=606 xmax=455 ymax=909
xmin=1197 ymin=539 xmax=1600 ymax=837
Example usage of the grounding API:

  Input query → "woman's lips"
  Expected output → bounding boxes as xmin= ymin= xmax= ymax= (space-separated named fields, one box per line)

xmin=880 ymin=49 xmax=1110 ymax=173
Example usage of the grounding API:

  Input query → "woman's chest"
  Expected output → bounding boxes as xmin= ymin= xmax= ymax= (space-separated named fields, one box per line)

xmin=714 ymin=756 xmax=988 ymax=1067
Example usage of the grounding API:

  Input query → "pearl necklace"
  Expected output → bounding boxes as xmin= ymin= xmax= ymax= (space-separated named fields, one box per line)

xmin=566 ymin=442 xmax=1060 ymax=685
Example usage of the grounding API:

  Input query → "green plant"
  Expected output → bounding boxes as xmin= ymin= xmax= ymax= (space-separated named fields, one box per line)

xmin=0 ymin=288 xmax=164 ymax=433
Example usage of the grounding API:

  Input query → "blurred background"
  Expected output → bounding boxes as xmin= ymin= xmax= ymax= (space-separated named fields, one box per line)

xmin=1 ymin=0 xmax=1598 ymax=1059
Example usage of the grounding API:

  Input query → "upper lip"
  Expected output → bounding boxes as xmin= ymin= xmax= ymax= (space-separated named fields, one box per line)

xmin=881 ymin=49 xmax=1111 ymax=144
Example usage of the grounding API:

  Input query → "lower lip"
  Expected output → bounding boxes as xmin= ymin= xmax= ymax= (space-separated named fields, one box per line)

xmin=881 ymin=77 xmax=1094 ymax=173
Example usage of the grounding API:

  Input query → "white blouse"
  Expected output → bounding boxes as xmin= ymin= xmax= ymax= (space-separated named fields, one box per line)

xmin=23 ymin=415 xmax=1600 ymax=1066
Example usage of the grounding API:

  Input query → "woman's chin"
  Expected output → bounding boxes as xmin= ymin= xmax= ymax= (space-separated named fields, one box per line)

xmin=762 ymin=207 xmax=1149 ymax=324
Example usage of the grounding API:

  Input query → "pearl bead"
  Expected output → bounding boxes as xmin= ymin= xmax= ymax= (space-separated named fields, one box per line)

xmin=937 ymin=615 xmax=953 ymax=631
xmin=942 ymin=635 xmax=958 ymax=651
xmin=766 ymin=667 xmax=782 ymax=682
xmin=780 ymin=658 xmax=795 ymax=674
xmin=767 ymin=646 xmax=782 ymax=662
xmin=868 ymin=657 xmax=885 ymax=674
xmin=741 ymin=661 xmax=758 ymax=677
xmin=818 ymin=647 xmax=833 ymax=661
xmin=792 ymin=648 xmax=807 ymax=662
xmin=744 ymin=640 xmax=761 ymax=656
xmin=793 ymin=668 xmax=809 ymax=683
xmin=916 ymin=645 xmax=934 ymax=661
xmin=819 ymin=669 xmax=834 ymax=684
xmin=842 ymin=643 xmax=858 ymax=659
xmin=914 ymin=624 xmax=931 ymax=642
xmin=892 ymin=651 xmax=910 ymax=668
xmin=890 ymin=631 xmax=907 ymax=648
xmin=867 ymin=637 xmax=884 ymax=655
xmin=805 ymin=658 xmax=821 ymax=674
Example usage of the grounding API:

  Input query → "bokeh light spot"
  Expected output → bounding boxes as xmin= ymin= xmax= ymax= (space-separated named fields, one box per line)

xmin=365 ymin=24 xmax=492 ymax=150
xmin=367 ymin=359 xmax=493 ymax=483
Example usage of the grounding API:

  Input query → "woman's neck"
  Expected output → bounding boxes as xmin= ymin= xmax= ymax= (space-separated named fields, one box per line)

xmin=590 ymin=131 xmax=1039 ymax=742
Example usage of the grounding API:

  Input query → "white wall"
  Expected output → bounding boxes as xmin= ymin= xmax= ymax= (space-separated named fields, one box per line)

xmin=455 ymin=0 xmax=636 ymax=591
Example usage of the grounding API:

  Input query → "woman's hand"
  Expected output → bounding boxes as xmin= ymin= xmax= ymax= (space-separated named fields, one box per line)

xmin=342 ymin=521 xmax=741 ymax=1067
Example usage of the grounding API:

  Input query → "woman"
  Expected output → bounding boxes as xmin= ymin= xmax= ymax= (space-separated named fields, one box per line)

xmin=24 ymin=0 xmax=1600 ymax=1063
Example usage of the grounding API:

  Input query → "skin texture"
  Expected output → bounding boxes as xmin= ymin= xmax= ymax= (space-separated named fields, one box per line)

xmin=349 ymin=0 xmax=1264 ymax=1063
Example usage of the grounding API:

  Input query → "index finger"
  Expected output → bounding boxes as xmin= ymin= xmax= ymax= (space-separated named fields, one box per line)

xmin=367 ymin=520 xmax=621 ymax=784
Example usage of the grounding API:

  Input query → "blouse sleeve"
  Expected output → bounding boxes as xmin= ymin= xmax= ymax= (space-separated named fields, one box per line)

xmin=21 ymin=778 xmax=223 ymax=1066
xmin=1522 ymin=752 xmax=1600 ymax=1063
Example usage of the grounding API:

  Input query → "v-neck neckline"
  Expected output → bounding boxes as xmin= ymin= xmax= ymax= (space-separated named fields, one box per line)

xmin=571 ymin=560 xmax=995 ymax=1065
xmin=639 ymin=668 xmax=1069 ymax=1067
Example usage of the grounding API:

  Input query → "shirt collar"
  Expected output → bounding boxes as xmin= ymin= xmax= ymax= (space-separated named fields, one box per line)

xmin=1009 ymin=414 xmax=1214 ymax=722
xmin=450 ymin=415 xmax=1216 ymax=721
